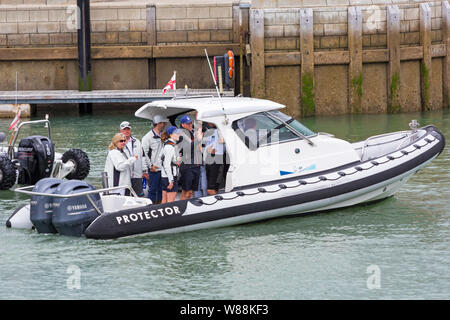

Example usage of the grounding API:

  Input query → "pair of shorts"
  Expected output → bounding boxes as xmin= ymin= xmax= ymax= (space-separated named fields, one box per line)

xmin=161 ymin=177 xmax=178 ymax=193
xmin=179 ymin=166 xmax=200 ymax=191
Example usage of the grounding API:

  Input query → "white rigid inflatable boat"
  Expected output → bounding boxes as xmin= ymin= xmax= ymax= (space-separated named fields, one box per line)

xmin=6 ymin=97 xmax=446 ymax=239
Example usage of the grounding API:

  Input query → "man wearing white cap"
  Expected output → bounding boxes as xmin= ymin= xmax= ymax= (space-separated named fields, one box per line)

xmin=141 ymin=114 xmax=169 ymax=204
xmin=120 ymin=121 xmax=146 ymax=197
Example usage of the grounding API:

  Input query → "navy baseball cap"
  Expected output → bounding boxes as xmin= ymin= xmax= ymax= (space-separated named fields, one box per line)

xmin=180 ymin=115 xmax=192 ymax=124
xmin=166 ymin=126 xmax=182 ymax=135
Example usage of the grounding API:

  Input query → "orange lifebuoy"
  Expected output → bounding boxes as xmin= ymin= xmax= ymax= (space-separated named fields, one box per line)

xmin=227 ymin=50 xmax=234 ymax=79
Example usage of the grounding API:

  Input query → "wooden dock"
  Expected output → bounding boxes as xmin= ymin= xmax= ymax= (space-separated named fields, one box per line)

xmin=0 ymin=89 xmax=234 ymax=105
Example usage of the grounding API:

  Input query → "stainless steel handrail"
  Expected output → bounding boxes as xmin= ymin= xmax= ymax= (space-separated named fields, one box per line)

xmin=360 ymin=130 xmax=410 ymax=161
xmin=8 ymin=119 xmax=51 ymax=159
xmin=15 ymin=184 xmax=138 ymax=198
xmin=14 ymin=185 xmax=139 ymax=215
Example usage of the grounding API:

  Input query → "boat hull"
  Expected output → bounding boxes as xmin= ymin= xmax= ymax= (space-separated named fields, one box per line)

xmin=84 ymin=125 xmax=445 ymax=240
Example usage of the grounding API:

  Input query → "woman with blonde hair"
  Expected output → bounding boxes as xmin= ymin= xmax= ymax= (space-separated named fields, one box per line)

xmin=104 ymin=133 xmax=138 ymax=196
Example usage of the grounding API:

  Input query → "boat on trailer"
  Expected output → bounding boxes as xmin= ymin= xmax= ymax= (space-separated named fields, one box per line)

xmin=6 ymin=97 xmax=446 ymax=239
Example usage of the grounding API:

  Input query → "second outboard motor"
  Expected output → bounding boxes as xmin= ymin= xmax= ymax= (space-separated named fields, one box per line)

xmin=17 ymin=135 xmax=55 ymax=185
xmin=30 ymin=178 xmax=63 ymax=234
xmin=52 ymin=180 xmax=103 ymax=237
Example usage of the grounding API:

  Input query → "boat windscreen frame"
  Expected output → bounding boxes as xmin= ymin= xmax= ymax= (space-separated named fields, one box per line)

xmin=231 ymin=111 xmax=316 ymax=150
xmin=265 ymin=111 xmax=315 ymax=146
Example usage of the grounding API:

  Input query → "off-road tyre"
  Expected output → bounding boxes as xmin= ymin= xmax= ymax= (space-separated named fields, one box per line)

xmin=0 ymin=156 xmax=17 ymax=190
xmin=61 ymin=149 xmax=90 ymax=180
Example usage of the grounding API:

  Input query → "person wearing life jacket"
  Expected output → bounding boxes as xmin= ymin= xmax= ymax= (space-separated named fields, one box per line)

xmin=160 ymin=126 xmax=182 ymax=204
xmin=119 ymin=121 xmax=146 ymax=197
xmin=224 ymin=49 xmax=234 ymax=90
xmin=141 ymin=115 xmax=169 ymax=204
xmin=104 ymin=133 xmax=138 ymax=196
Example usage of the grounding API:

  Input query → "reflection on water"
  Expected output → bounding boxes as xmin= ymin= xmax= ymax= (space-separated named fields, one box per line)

xmin=0 ymin=108 xmax=448 ymax=299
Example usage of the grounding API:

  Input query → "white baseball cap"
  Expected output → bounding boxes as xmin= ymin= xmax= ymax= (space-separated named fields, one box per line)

xmin=120 ymin=121 xmax=131 ymax=130
xmin=153 ymin=115 xmax=169 ymax=124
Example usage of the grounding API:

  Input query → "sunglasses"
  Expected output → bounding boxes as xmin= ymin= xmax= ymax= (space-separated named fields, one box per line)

xmin=118 ymin=140 xmax=126 ymax=143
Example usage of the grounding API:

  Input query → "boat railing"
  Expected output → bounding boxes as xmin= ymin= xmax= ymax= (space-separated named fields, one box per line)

xmin=14 ymin=185 xmax=138 ymax=216
xmin=360 ymin=130 xmax=411 ymax=161
xmin=8 ymin=118 xmax=51 ymax=159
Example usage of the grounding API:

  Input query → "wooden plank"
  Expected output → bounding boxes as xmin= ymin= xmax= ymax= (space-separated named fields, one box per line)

xmin=265 ymin=52 xmax=301 ymax=66
xmin=0 ymin=44 xmax=443 ymax=65
xmin=91 ymin=46 xmax=152 ymax=59
xmin=146 ymin=4 xmax=156 ymax=46
xmin=300 ymin=8 xmax=315 ymax=117
xmin=151 ymin=44 xmax=240 ymax=58
xmin=420 ymin=3 xmax=432 ymax=110
xmin=265 ymin=45 xmax=443 ymax=67
xmin=0 ymin=47 xmax=78 ymax=60
xmin=400 ymin=46 xmax=423 ymax=60
xmin=249 ymin=8 xmax=265 ymax=98
xmin=348 ymin=6 xmax=363 ymax=113
xmin=387 ymin=5 xmax=401 ymax=112
xmin=442 ymin=1 xmax=450 ymax=107
xmin=315 ymin=50 xmax=349 ymax=65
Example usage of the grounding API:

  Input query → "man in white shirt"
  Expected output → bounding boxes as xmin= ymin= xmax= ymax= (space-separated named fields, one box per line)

xmin=119 ymin=121 xmax=147 ymax=196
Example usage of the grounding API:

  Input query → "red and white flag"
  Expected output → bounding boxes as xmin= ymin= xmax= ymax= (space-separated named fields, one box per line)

xmin=8 ymin=108 xmax=21 ymax=131
xmin=162 ymin=71 xmax=176 ymax=94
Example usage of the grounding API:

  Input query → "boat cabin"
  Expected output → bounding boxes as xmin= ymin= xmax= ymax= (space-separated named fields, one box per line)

xmin=135 ymin=97 xmax=360 ymax=191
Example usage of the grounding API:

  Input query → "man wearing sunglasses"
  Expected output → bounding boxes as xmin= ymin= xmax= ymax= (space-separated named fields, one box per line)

xmin=120 ymin=121 xmax=146 ymax=197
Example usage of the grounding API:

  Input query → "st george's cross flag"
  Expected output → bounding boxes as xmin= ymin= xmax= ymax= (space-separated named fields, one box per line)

xmin=162 ymin=71 xmax=176 ymax=94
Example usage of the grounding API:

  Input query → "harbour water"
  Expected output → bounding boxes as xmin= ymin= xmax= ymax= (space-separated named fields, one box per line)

xmin=0 ymin=108 xmax=448 ymax=300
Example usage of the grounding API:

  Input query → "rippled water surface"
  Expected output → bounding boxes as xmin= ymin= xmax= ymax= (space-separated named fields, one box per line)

xmin=0 ymin=108 xmax=448 ymax=300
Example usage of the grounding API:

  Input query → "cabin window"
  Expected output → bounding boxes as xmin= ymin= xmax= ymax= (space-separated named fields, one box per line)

xmin=232 ymin=111 xmax=314 ymax=150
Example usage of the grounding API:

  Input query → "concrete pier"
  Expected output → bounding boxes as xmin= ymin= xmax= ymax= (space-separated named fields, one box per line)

xmin=1 ymin=0 xmax=450 ymax=117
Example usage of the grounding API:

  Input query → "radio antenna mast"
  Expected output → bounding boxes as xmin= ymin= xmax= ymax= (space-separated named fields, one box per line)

xmin=204 ymin=49 xmax=221 ymax=99
xmin=204 ymin=49 xmax=228 ymax=124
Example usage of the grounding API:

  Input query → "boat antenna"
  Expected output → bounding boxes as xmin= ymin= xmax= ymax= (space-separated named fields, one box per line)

xmin=204 ymin=49 xmax=221 ymax=99
xmin=204 ymin=49 xmax=228 ymax=124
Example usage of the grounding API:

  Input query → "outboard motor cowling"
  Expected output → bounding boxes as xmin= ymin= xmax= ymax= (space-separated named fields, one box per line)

xmin=30 ymin=178 xmax=63 ymax=234
xmin=52 ymin=180 xmax=103 ymax=237
xmin=18 ymin=135 xmax=55 ymax=185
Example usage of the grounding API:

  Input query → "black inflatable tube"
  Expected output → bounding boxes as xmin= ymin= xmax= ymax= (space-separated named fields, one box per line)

xmin=85 ymin=127 xmax=445 ymax=240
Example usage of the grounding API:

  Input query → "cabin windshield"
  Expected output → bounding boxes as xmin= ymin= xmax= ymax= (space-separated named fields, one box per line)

xmin=267 ymin=110 xmax=315 ymax=137
xmin=232 ymin=111 xmax=315 ymax=150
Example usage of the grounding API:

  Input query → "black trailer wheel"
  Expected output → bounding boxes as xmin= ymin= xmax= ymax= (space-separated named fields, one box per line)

xmin=0 ymin=156 xmax=17 ymax=190
xmin=62 ymin=149 xmax=90 ymax=180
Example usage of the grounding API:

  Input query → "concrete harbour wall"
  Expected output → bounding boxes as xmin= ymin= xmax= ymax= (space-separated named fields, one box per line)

xmin=1 ymin=0 xmax=450 ymax=117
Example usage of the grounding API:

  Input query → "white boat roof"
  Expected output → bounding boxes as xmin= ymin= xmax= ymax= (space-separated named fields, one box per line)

xmin=134 ymin=97 xmax=285 ymax=122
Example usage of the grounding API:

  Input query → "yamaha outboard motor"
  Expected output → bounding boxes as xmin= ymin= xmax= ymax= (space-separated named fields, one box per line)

xmin=17 ymin=135 xmax=55 ymax=185
xmin=52 ymin=180 xmax=103 ymax=237
xmin=30 ymin=178 xmax=63 ymax=234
